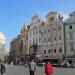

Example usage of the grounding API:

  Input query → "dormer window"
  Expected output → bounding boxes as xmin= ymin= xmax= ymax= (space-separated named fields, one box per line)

xmin=49 ymin=16 xmax=54 ymax=22
xmin=50 ymin=17 xmax=54 ymax=21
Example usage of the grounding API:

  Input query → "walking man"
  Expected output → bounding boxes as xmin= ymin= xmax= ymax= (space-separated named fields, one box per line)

xmin=29 ymin=59 xmax=36 ymax=75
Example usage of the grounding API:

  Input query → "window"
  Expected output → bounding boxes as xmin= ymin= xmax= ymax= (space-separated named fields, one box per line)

xmin=44 ymin=38 xmax=46 ymax=43
xmin=51 ymin=49 xmax=53 ymax=53
xmin=39 ymin=37 xmax=41 ymax=43
xmin=44 ymin=50 xmax=46 ymax=54
xmin=36 ymin=38 xmax=38 ymax=43
xmin=59 ymin=35 xmax=62 ymax=40
xmin=59 ymin=48 xmax=62 ymax=53
xmin=69 ymin=43 xmax=74 ymax=51
xmin=48 ymin=37 xmax=52 ymax=43
xmin=25 ymin=45 xmax=26 ymax=49
xmin=38 ymin=46 xmax=41 ymax=52
xmin=54 ymin=36 xmax=57 ymax=41
xmin=51 ymin=36 xmax=53 ymax=42
xmin=54 ymin=49 xmax=56 ymax=53
xmin=33 ymin=39 xmax=35 ymax=44
xmin=49 ymin=17 xmax=54 ymax=22
xmin=39 ymin=29 xmax=41 ymax=33
xmin=58 ymin=26 xmax=62 ymax=30
xmin=44 ymin=30 xmax=46 ymax=33
xmin=54 ymin=27 xmax=56 ymax=31
xmin=29 ymin=40 xmax=31 ymax=44
xmin=69 ymin=26 xmax=72 ymax=29
xmin=48 ymin=49 xmax=51 ymax=53
xmin=36 ymin=30 xmax=38 ymax=34
xmin=48 ymin=29 xmax=51 ymax=32
xmin=48 ymin=37 xmax=50 ymax=42
xmin=33 ymin=31 xmax=35 ymax=35
xmin=69 ymin=32 xmax=73 ymax=40
xmin=50 ymin=17 xmax=54 ymax=21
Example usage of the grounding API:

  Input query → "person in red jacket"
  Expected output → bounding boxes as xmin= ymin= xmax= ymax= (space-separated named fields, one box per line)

xmin=45 ymin=62 xmax=53 ymax=75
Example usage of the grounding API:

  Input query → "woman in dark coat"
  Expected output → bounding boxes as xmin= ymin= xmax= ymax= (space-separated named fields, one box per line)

xmin=0 ymin=60 xmax=6 ymax=75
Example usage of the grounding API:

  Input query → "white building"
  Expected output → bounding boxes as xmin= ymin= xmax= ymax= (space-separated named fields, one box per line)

xmin=28 ymin=12 xmax=65 ymax=62
xmin=42 ymin=12 xmax=65 ymax=61
xmin=0 ymin=32 xmax=6 ymax=60
xmin=28 ymin=15 xmax=42 ymax=59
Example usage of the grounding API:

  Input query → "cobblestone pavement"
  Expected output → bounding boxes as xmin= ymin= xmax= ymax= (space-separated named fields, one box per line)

xmin=4 ymin=65 xmax=75 ymax=75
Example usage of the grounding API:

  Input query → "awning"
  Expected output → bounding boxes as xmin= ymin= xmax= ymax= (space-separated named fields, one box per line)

xmin=39 ymin=57 xmax=63 ymax=60
xmin=64 ymin=57 xmax=75 ymax=60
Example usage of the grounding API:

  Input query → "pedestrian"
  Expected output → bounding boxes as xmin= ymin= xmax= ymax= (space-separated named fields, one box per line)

xmin=29 ymin=59 xmax=36 ymax=75
xmin=0 ymin=59 xmax=1 ymax=75
xmin=25 ymin=61 xmax=28 ymax=67
xmin=66 ymin=61 xmax=70 ymax=68
xmin=0 ymin=60 xmax=6 ymax=75
xmin=44 ymin=62 xmax=53 ymax=75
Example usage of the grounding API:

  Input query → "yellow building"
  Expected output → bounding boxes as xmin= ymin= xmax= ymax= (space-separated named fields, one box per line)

xmin=0 ymin=32 xmax=6 ymax=60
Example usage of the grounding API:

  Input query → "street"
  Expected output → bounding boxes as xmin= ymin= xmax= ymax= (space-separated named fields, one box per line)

xmin=4 ymin=64 xmax=75 ymax=75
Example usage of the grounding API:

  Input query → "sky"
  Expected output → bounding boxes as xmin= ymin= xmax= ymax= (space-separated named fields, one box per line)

xmin=0 ymin=0 xmax=75 ymax=51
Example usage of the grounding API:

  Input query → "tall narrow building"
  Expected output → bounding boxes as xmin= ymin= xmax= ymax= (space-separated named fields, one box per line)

xmin=41 ymin=12 xmax=65 ymax=62
xmin=0 ymin=32 xmax=6 ymax=60
xmin=28 ymin=15 xmax=42 ymax=60
xmin=65 ymin=11 xmax=75 ymax=63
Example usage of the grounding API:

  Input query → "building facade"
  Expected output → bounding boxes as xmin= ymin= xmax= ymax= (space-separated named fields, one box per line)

xmin=20 ymin=24 xmax=30 ymax=60
xmin=41 ymin=12 xmax=65 ymax=62
xmin=65 ymin=11 xmax=75 ymax=63
xmin=10 ymin=24 xmax=29 ymax=62
xmin=0 ymin=32 xmax=6 ymax=60
xmin=10 ymin=36 xmax=21 ymax=61
xmin=28 ymin=15 xmax=42 ymax=60
xmin=28 ymin=12 xmax=65 ymax=62
xmin=10 ymin=11 xmax=66 ymax=63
